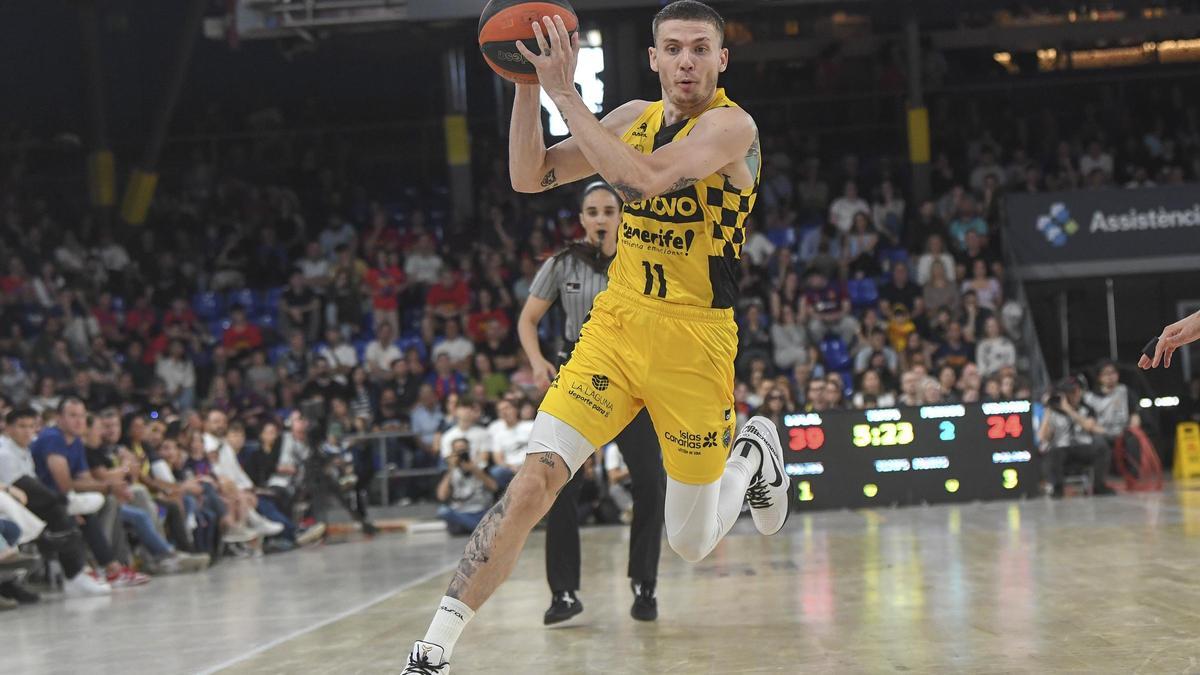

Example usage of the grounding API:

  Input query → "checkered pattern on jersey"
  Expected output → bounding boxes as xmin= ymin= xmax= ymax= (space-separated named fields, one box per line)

xmin=707 ymin=176 xmax=757 ymax=259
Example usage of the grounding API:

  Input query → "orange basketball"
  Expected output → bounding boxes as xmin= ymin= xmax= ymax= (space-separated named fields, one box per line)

xmin=478 ymin=0 xmax=578 ymax=85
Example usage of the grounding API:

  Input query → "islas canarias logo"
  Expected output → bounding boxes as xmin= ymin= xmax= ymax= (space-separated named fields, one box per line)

xmin=1036 ymin=202 xmax=1079 ymax=247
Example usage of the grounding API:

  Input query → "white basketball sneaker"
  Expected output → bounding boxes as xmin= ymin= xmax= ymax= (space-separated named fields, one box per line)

xmin=737 ymin=416 xmax=790 ymax=536
xmin=403 ymin=641 xmax=450 ymax=674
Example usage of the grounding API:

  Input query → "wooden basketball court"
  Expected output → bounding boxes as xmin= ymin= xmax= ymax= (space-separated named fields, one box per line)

xmin=8 ymin=489 xmax=1200 ymax=674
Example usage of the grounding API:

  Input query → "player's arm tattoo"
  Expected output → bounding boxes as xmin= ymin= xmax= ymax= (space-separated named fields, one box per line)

xmin=447 ymin=491 xmax=511 ymax=599
xmin=664 ymin=177 xmax=699 ymax=194
xmin=745 ymin=130 xmax=761 ymax=178
xmin=540 ymin=169 xmax=557 ymax=189
xmin=538 ymin=454 xmax=557 ymax=469
xmin=611 ymin=182 xmax=645 ymax=202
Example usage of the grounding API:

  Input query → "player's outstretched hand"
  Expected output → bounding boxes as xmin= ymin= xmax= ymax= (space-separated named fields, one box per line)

xmin=515 ymin=15 xmax=580 ymax=101
xmin=1140 ymin=310 xmax=1200 ymax=369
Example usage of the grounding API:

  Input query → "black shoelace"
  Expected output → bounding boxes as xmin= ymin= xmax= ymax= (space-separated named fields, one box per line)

xmin=746 ymin=474 xmax=773 ymax=509
xmin=404 ymin=653 xmax=447 ymax=675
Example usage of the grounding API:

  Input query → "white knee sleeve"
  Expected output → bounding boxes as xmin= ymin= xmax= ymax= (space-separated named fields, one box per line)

xmin=527 ymin=412 xmax=596 ymax=477
xmin=664 ymin=478 xmax=722 ymax=563
xmin=664 ymin=458 xmax=755 ymax=563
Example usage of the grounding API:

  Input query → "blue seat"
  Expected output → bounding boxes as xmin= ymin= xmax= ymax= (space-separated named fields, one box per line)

xmin=193 ymin=292 xmax=222 ymax=321
xmin=839 ymin=368 xmax=855 ymax=398
xmin=269 ymin=344 xmax=290 ymax=365
xmin=256 ymin=313 xmax=277 ymax=332
xmin=353 ymin=339 xmax=370 ymax=363
xmin=209 ymin=318 xmax=231 ymax=341
xmin=261 ymin=287 xmax=284 ymax=314
xmin=402 ymin=308 xmax=424 ymax=333
xmin=791 ymin=225 xmax=819 ymax=251
xmin=847 ymin=277 xmax=880 ymax=310
xmin=227 ymin=288 xmax=256 ymax=313
xmin=767 ymin=225 xmax=798 ymax=250
xmin=820 ymin=336 xmax=852 ymax=371
xmin=110 ymin=296 xmax=126 ymax=312
xmin=880 ymin=248 xmax=909 ymax=272
xmin=398 ymin=335 xmax=427 ymax=361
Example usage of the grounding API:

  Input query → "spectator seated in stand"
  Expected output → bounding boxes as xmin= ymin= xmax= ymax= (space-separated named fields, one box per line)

xmin=802 ymin=270 xmax=859 ymax=345
xmin=436 ymin=437 xmax=497 ymax=536
xmin=1039 ymin=377 xmax=1117 ymax=498
xmin=0 ymin=407 xmax=108 ymax=597
xmin=486 ymin=398 xmax=532 ymax=491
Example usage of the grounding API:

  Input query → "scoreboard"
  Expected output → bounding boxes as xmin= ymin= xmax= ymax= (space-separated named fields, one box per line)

xmin=783 ymin=401 xmax=1040 ymax=510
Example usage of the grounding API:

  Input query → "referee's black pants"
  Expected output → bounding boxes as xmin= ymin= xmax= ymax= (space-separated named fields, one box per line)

xmin=545 ymin=408 xmax=665 ymax=593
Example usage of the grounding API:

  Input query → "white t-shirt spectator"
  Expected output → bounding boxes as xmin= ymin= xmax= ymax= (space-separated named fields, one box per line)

xmin=150 ymin=457 xmax=175 ymax=485
xmin=204 ymin=433 xmax=253 ymax=491
xmin=969 ymin=163 xmax=1006 ymax=192
xmin=405 ymin=253 xmax=443 ymax=285
xmin=440 ymin=425 xmax=492 ymax=463
xmin=1083 ymin=384 xmax=1134 ymax=438
xmin=318 ymin=343 xmax=358 ymax=374
xmin=603 ymin=442 xmax=627 ymax=474
xmin=829 ymin=196 xmax=870 ymax=234
xmin=916 ymin=252 xmax=958 ymax=285
xmin=851 ymin=391 xmax=897 ymax=409
xmin=1079 ymin=152 xmax=1114 ymax=178
xmin=269 ymin=435 xmax=312 ymax=489
xmin=97 ymin=243 xmax=131 ymax=272
xmin=155 ymin=356 xmax=196 ymax=395
xmin=961 ymin=278 xmax=1003 ymax=310
xmin=365 ymin=339 xmax=402 ymax=373
xmin=742 ymin=230 xmax=776 ymax=267
xmin=432 ymin=336 xmax=474 ymax=365
xmin=298 ymin=257 xmax=331 ymax=284
xmin=770 ymin=323 xmax=809 ymax=371
xmin=319 ymin=222 xmax=357 ymax=256
xmin=872 ymin=200 xmax=906 ymax=236
xmin=487 ymin=419 xmax=534 ymax=468
xmin=0 ymin=435 xmax=35 ymax=485
xmin=975 ymin=336 xmax=1017 ymax=377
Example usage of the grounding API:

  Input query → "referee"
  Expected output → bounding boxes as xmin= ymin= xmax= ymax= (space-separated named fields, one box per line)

xmin=517 ymin=181 xmax=665 ymax=624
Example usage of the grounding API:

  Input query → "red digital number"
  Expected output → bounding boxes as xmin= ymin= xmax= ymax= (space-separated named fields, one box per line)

xmin=986 ymin=416 xmax=1005 ymax=440
xmin=789 ymin=427 xmax=825 ymax=452
xmin=807 ymin=427 xmax=825 ymax=450
xmin=987 ymin=415 xmax=1023 ymax=440
xmin=1005 ymin=414 xmax=1023 ymax=438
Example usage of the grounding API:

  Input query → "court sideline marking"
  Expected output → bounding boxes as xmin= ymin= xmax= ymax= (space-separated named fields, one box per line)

xmin=195 ymin=561 xmax=458 ymax=675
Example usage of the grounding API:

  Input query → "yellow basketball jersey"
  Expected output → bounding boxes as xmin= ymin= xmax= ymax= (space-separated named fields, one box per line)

xmin=609 ymin=88 xmax=759 ymax=309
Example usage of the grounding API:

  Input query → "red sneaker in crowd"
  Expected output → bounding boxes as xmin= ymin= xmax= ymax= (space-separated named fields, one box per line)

xmin=106 ymin=566 xmax=151 ymax=588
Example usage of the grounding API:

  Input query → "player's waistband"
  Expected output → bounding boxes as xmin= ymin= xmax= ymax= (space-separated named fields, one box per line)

xmin=604 ymin=282 xmax=735 ymax=323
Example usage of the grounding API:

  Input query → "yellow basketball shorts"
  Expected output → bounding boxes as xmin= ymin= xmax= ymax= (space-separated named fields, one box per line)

xmin=539 ymin=283 xmax=738 ymax=485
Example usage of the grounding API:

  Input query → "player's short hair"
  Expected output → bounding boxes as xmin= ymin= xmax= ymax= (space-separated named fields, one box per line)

xmin=652 ymin=0 xmax=725 ymax=45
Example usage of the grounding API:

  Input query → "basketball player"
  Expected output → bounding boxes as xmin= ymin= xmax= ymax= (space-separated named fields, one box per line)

xmin=404 ymin=3 xmax=789 ymax=671
xmin=1140 ymin=309 xmax=1200 ymax=369
xmin=519 ymin=181 xmax=665 ymax=625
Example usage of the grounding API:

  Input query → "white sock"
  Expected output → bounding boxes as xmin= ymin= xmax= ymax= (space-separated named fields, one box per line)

xmin=727 ymin=433 xmax=761 ymax=479
xmin=423 ymin=596 xmax=475 ymax=660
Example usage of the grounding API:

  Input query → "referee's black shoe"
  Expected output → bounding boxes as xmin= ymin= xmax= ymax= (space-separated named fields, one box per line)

xmin=543 ymin=591 xmax=583 ymax=625
xmin=631 ymin=580 xmax=657 ymax=621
